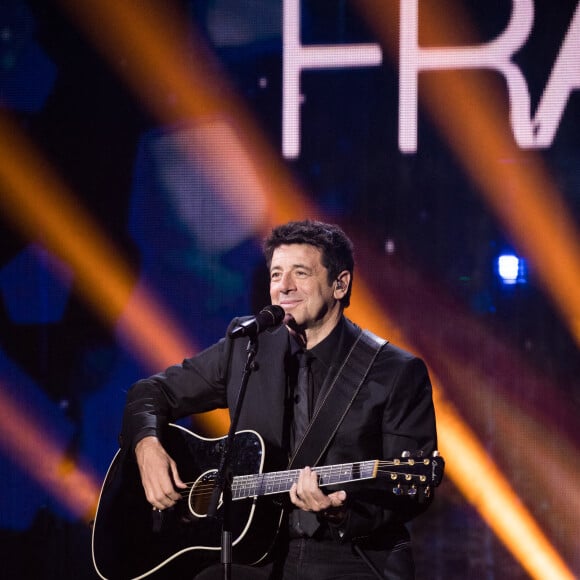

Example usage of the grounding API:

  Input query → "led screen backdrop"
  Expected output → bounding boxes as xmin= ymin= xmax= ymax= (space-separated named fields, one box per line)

xmin=0 ymin=0 xmax=579 ymax=578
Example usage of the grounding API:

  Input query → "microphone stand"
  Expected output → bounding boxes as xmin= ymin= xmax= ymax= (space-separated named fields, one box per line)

xmin=207 ymin=335 xmax=260 ymax=580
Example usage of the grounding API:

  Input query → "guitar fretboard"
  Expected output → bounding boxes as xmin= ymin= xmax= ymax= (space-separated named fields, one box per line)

xmin=231 ymin=460 xmax=378 ymax=499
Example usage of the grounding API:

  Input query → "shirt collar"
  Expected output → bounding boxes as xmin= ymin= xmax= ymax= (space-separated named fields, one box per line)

xmin=288 ymin=316 xmax=345 ymax=363
xmin=310 ymin=316 xmax=345 ymax=367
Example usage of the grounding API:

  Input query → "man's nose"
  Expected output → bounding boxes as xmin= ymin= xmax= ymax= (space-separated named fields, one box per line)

xmin=279 ymin=272 xmax=295 ymax=291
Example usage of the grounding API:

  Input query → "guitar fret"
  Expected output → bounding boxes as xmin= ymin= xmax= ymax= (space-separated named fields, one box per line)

xmin=317 ymin=461 xmax=376 ymax=485
xmin=232 ymin=461 xmax=378 ymax=499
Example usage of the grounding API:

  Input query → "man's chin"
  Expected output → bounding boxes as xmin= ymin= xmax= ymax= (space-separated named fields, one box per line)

xmin=284 ymin=314 xmax=307 ymax=344
xmin=284 ymin=313 xmax=304 ymax=330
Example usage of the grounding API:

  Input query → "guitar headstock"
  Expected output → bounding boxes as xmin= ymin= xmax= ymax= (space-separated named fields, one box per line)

xmin=384 ymin=450 xmax=445 ymax=498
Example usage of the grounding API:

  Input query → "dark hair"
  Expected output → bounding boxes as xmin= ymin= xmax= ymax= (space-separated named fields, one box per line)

xmin=263 ymin=220 xmax=354 ymax=308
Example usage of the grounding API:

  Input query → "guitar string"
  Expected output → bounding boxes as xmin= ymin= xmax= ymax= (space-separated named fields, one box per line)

xmin=172 ymin=461 xmax=432 ymax=500
xmin=172 ymin=459 xmax=425 ymax=493
xmin=175 ymin=462 xmax=428 ymax=491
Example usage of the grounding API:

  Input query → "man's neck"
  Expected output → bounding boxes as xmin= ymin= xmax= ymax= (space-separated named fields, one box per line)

xmin=303 ymin=308 xmax=343 ymax=349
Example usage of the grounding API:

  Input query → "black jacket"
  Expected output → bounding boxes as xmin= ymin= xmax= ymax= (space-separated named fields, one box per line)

xmin=121 ymin=316 xmax=438 ymax=544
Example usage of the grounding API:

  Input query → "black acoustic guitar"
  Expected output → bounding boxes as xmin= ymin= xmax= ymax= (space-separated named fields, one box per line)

xmin=92 ymin=424 xmax=444 ymax=579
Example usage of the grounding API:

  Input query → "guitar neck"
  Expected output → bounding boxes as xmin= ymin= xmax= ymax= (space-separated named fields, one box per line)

xmin=231 ymin=460 xmax=378 ymax=500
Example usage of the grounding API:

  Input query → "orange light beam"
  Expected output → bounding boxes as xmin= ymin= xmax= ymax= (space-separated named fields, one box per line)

xmin=360 ymin=0 xmax=580 ymax=347
xmin=0 ymin=113 xmax=192 ymax=368
xmin=433 ymin=340 xmax=580 ymax=568
xmin=59 ymin=0 xmax=320 ymax=230
xmin=0 ymin=112 xmax=232 ymax=432
xmin=352 ymin=230 xmax=580 ymax=535
xmin=431 ymin=384 xmax=576 ymax=580
xmin=350 ymin=273 xmax=576 ymax=580
xmin=57 ymin=0 xmax=327 ymax=437
xmin=354 ymin=1 xmax=579 ymax=577
xmin=0 ymin=378 xmax=100 ymax=520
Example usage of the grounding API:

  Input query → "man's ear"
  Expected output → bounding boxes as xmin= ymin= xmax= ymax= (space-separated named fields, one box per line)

xmin=334 ymin=271 xmax=350 ymax=294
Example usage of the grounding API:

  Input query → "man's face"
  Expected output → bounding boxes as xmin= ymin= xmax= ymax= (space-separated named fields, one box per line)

xmin=269 ymin=243 xmax=340 ymax=331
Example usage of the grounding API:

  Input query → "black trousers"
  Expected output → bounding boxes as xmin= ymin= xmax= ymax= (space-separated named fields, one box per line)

xmin=193 ymin=537 xmax=414 ymax=580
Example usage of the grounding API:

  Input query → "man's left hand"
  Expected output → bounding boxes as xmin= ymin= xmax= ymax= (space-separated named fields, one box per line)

xmin=289 ymin=466 xmax=347 ymax=512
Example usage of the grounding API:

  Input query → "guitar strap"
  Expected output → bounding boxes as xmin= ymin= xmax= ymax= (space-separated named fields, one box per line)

xmin=288 ymin=328 xmax=387 ymax=469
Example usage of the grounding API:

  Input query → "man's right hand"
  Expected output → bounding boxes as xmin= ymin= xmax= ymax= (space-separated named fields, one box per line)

xmin=134 ymin=436 xmax=187 ymax=510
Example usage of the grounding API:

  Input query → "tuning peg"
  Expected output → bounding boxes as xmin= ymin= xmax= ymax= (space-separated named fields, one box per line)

xmin=432 ymin=450 xmax=440 ymax=457
xmin=401 ymin=450 xmax=411 ymax=458
xmin=392 ymin=485 xmax=403 ymax=496
xmin=407 ymin=486 xmax=417 ymax=497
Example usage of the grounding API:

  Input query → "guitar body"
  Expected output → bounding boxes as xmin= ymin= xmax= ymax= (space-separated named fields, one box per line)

xmin=92 ymin=426 xmax=283 ymax=580
xmin=92 ymin=424 xmax=445 ymax=579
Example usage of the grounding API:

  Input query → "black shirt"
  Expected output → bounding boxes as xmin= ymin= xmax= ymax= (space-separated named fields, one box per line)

xmin=289 ymin=317 xmax=345 ymax=422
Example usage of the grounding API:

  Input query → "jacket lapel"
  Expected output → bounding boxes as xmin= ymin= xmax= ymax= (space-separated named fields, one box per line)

xmin=237 ymin=324 xmax=290 ymax=452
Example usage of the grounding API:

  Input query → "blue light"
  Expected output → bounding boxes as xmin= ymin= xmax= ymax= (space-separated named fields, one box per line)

xmin=497 ymin=254 xmax=526 ymax=285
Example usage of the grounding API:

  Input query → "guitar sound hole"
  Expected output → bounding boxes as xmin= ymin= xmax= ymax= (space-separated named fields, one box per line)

xmin=189 ymin=471 xmax=218 ymax=517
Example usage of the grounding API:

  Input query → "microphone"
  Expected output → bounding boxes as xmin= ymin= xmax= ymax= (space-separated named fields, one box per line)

xmin=229 ymin=305 xmax=286 ymax=339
